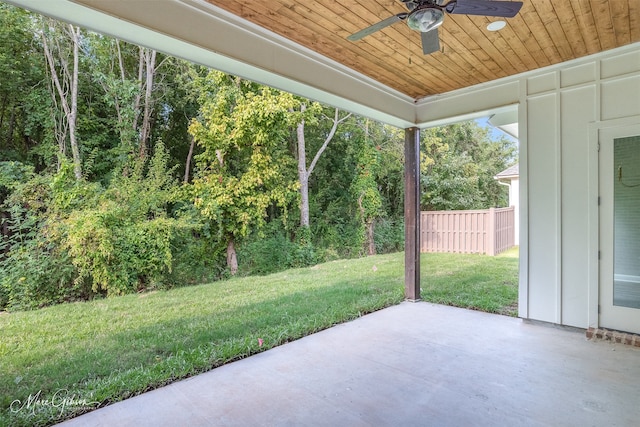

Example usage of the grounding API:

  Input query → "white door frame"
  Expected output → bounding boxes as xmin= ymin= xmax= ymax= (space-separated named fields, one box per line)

xmin=592 ymin=117 xmax=640 ymax=333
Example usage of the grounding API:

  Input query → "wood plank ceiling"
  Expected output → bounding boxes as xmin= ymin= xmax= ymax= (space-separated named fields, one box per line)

xmin=204 ymin=0 xmax=640 ymax=99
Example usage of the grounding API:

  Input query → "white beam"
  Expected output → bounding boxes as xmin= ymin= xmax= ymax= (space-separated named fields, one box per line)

xmin=415 ymin=81 xmax=520 ymax=128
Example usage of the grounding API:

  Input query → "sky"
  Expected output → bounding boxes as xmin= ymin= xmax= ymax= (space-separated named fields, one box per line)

xmin=475 ymin=117 xmax=519 ymax=144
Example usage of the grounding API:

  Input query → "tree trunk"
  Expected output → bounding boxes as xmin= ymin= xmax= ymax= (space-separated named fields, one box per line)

xmin=295 ymin=105 xmax=351 ymax=229
xmin=358 ymin=194 xmax=377 ymax=256
xmin=138 ymin=48 xmax=156 ymax=159
xmin=132 ymin=47 xmax=144 ymax=139
xmin=113 ymin=40 xmax=127 ymax=143
xmin=7 ymin=105 xmax=16 ymax=148
xmin=0 ymin=93 xmax=8 ymax=137
xmin=299 ymin=172 xmax=310 ymax=228
xmin=184 ymin=134 xmax=196 ymax=183
xmin=41 ymin=22 xmax=82 ymax=179
xmin=226 ymin=239 xmax=238 ymax=275
xmin=68 ymin=25 xmax=81 ymax=180
xmin=366 ymin=220 xmax=376 ymax=256
xmin=296 ymin=107 xmax=310 ymax=228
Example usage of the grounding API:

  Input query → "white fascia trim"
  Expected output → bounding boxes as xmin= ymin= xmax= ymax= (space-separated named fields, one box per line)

xmin=417 ymin=103 xmax=520 ymax=129
xmin=7 ymin=0 xmax=417 ymax=128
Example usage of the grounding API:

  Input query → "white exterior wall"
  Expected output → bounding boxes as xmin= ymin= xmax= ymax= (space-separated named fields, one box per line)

xmin=416 ymin=43 xmax=640 ymax=329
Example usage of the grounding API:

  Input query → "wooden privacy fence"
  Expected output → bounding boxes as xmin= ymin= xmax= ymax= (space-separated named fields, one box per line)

xmin=420 ymin=207 xmax=515 ymax=256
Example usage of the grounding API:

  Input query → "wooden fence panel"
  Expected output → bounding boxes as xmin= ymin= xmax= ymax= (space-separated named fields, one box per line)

xmin=420 ymin=207 xmax=514 ymax=256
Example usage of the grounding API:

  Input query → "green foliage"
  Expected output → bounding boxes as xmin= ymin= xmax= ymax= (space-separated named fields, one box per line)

xmin=0 ymin=5 xmax=51 ymax=165
xmin=165 ymin=222 xmax=227 ymax=285
xmin=87 ymin=35 xmax=141 ymax=149
xmin=373 ymin=125 xmax=405 ymax=219
xmin=0 ymin=172 xmax=80 ymax=310
xmin=0 ymin=6 xmax=518 ymax=312
xmin=349 ymin=119 xmax=384 ymax=253
xmin=421 ymin=121 xmax=517 ymax=211
xmin=423 ymin=150 xmax=485 ymax=210
xmin=373 ymin=218 xmax=405 ymax=254
xmin=0 ymin=161 xmax=34 ymax=196
xmin=55 ymin=143 xmax=195 ymax=295
xmin=237 ymin=223 xmax=318 ymax=276
xmin=189 ymin=71 xmax=299 ymax=270
xmin=61 ymin=208 xmax=183 ymax=295
xmin=48 ymin=161 xmax=103 ymax=212
xmin=0 ymin=146 xmax=211 ymax=310
xmin=0 ymin=221 xmax=77 ymax=310
xmin=312 ymin=215 xmax=364 ymax=259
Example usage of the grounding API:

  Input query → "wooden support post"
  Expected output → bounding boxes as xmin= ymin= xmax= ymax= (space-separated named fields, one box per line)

xmin=404 ymin=127 xmax=421 ymax=301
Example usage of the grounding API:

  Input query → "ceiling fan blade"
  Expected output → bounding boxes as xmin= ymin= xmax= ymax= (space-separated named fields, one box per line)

xmin=347 ymin=13 xmax=408 ymax=41
xmin=447 ymin=0 xmax=523 ymax=18
xmin=421 ymin=29 xmax=440 ymax=55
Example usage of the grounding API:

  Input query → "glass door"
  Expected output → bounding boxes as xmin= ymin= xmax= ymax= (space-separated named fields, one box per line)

xmin=599 ymin=125 xmax=640 ymax=333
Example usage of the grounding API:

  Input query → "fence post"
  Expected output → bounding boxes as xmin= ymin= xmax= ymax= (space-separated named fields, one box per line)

xmin=487 ymin=207 xmax=496 ymax=256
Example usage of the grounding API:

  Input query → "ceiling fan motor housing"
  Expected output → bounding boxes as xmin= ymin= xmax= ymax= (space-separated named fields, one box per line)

xmin=407 ymin=6 xmax=445 ymax=32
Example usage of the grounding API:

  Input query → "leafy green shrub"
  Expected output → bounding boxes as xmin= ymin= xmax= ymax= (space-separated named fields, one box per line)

xmin=312 ymin=217 xmax=364 ymax=259
xmin=0 ymin=166 xmax=72 ymax=310
xmin=0 ymin=197 xmax=80 ymax=310
xmin=59 ymin=205 xmax=192 ymax=295
xmin=238 ymin=233 xmax=293 ymax=276
xmin=0 ymin=161 xmax=34 ymax=194
xmin=237 ymin=224 xmax=318 ymax=276
xmin=56 ymin=143 xmax=201 ymax=295
xmin=291 ymin=239 xmax=317 ymax=268
xmin=0 ymin=234 xmax=78 ymax=310
xmin=0 ymin=144 xmax=219 ymax=310
xmin=167 ymin=229 xmax=227 ymax=286
xmin=374 ymin=217 xmax=404 ymax=254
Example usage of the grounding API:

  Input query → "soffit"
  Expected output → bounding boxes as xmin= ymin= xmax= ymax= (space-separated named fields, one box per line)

xmin=204 ymin=0 xmax=640 ymax=99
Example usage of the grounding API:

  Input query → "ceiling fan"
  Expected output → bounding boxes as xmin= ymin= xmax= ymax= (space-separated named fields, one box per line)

xmin=347 ymin=0 xmax=523 ymax=55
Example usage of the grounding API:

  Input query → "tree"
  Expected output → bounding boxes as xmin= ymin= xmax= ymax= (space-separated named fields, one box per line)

xmin=372 ymin=124 xmax=405 ymax=219
xmin=0 ymin=4 xmax=49 ymax=165
xmin=421 ymin=121 xmax=516 ymax=210
xmin=189 ymin=71 xmax=298 ymax=274
xmin=293 ymin=103 xmax=351 ymax=229
xmin=137 ymin=47 xmax=157 ymax=159
xmin=88 ymin=36 xmax=172 ymax=161
xmin=40 ymin=18 xmax=83 ymax=179
xmin=151 ymin=59 xmax=204 ymax=183
xmin=350 ymin=118 xmax=382 ymax=255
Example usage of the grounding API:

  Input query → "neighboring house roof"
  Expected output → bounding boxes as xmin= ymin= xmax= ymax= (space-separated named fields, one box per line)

xmin=494 ymin=163 xmax=519 ymax=180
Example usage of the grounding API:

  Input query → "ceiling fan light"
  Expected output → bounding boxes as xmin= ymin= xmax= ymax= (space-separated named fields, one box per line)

xmin=407 ymin=7 xmax=444 ymax=32
xmin=487 ymin=21 xmax=507 ymax=31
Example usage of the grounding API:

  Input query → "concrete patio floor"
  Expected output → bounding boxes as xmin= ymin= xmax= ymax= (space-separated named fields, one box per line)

xmin=59 ymin=302 xmax=640 ymax=426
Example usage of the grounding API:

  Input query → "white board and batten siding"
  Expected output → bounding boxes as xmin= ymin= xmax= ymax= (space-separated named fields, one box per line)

xmin=416 ymin=42 xmax=640 ymax=330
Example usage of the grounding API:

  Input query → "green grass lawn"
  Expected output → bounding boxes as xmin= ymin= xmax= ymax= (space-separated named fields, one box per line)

xmin=1 ymin=250 xmax=518 ymax=426
xmin=420 ymin=247 xmax=520 ymax=316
